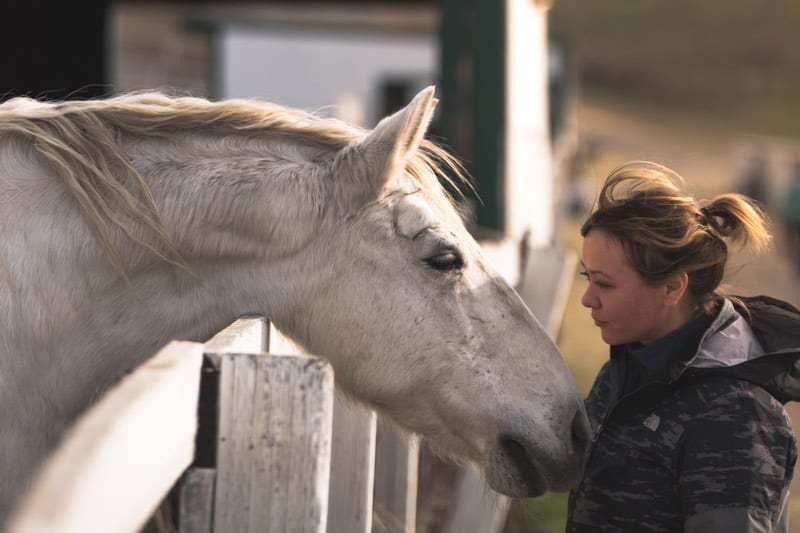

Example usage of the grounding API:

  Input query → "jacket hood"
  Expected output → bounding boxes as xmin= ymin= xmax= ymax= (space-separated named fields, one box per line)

xmin=693 ymin=295 xmax=800 ymax=404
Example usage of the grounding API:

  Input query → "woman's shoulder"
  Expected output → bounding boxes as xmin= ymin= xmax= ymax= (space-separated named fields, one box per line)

xmin=678 ymin=375 xmax=794 ymax=431
xmin=675 ymin=377 xmax=797 ymax=492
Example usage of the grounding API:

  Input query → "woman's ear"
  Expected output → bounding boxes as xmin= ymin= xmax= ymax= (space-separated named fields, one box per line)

xmin=663 ymin=272 xmax=689 ymax=307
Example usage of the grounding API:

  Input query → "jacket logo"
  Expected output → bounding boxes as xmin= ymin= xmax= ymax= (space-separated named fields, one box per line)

xmin=643 ymin=413 xmax=660 ymax=431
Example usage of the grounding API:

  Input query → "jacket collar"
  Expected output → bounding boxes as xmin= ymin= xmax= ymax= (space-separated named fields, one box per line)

xmin=691 ymin=299 xmax=765 ymax=369
xmin=610 ymin=309 xmax=714 ymax=384
xmin=609 ymin=296 xmax=800 ymax=404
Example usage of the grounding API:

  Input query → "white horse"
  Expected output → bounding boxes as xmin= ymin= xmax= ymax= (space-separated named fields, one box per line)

xmin=0 ymin=87 xmax=589 ymax=522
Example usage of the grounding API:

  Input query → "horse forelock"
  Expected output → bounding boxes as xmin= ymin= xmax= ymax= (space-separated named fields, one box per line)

xmin=410 ymin=139 xmax=473 ymax=222
xmin=0 ymin=92 xmax=472 ymax=269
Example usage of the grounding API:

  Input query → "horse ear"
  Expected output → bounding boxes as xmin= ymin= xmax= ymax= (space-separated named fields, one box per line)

xmin=333 ymin=86 xmax=437 ymax=212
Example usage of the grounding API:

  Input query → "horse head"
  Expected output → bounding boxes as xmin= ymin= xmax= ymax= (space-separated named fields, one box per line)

xmin=276 ymin=87 xmax=590 ymax=496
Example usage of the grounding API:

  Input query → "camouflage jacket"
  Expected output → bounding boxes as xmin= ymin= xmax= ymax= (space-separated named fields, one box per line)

xmin=567 ymin=295 xmax=800 ymax=532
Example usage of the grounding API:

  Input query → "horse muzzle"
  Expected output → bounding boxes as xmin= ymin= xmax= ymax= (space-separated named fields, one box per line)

xmin=485 ymin=406 xmax=591 ymax=497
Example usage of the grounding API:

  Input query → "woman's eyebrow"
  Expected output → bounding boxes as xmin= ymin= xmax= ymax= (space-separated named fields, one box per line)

xmin=579 ymin=261 xmax=608 ymax=276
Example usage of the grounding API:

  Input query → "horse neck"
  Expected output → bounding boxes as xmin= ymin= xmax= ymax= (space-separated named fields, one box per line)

xmin=2 ymin=131 xmax=335 ymax=368
xmin=118 ymin=132 xmax=335 ymax=338
xmin=128 ymin=133 xmax=330 ymax=260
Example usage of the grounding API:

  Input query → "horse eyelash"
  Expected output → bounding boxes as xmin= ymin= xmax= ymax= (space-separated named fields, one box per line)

xmin=426 ymin=250 xmax=464 ymax=271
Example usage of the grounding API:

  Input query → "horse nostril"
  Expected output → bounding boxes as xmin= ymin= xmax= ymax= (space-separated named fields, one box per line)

xmin=499 ymin=434 xmax=537 ymax=476
xmin=498 ymin=434 xmax=546 ymax=494
xmin=499 ymin=435 xmax=526 ymax=461
xmin=570 ymin=407 xmax=591 ymax=455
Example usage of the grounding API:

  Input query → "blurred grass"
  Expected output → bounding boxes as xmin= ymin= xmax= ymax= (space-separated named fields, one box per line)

xmin=505 ymin=492 xmax=570 ymax=533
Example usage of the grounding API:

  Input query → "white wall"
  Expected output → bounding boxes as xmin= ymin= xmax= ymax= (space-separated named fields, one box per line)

xmin=505 ymin=0 xmax=553 ymax=247
xmin=219 ymin=26 xmax=436 ymax=126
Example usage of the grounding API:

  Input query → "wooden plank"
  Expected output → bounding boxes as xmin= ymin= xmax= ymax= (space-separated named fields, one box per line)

xmin=327 ymin=395 xmax=376 ymax=533
xmin=178 ymin=468 xmax=215 ymax=533
xmin=180 ymin=318 xmax=267 ymax=531
xmin=9 ymin=341 xmax=204 ymax=533
xmin=203 ymin=316 xmax=268 ymax=367
xmin=266 ymin=321 xmax=299 ymax=355
xmin=194 ymin=316 xmax=269 ymax=467
xmin=373 ymin=421 xmax=418 ymax=533
xmin=213 ymin=352 xmax=334 ymax=533
xmin=267 ymin=324 xmax=379 ymax=533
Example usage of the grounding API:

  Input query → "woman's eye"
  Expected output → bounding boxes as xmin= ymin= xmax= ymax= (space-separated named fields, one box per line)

xmin=426 ymin=251 xmax=464 ymax=271
xmin=580 ymin=270 xmax=611 ymax=289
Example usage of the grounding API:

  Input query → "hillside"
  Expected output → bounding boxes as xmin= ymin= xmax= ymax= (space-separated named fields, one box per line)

xmin=549 ymin=0 xmax=800 ymax=138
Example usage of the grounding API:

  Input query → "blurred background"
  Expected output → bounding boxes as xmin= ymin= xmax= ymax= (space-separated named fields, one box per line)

xmin=3 ymin=0 xmax=800 ymax=531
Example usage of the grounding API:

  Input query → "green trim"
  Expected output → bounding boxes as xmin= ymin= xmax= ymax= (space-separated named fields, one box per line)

xmin=439 ymin=0 xmax=505 ymax=231
xmin=474 ymin=0 xmax=504 ymax=231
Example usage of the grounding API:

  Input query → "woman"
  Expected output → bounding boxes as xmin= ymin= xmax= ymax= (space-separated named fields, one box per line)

xmin=567 ymin=161 xmax=800 ymax=532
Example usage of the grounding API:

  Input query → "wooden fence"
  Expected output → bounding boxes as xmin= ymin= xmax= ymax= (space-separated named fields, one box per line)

xmin=8 ymin=245 xmax=576 ymax=533
xmin=9 ymin=317 xmax=419 ymax=533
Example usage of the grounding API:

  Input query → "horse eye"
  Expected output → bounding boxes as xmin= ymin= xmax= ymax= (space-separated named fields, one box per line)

xmin=425 ymin=250 xmax=464 ymax=271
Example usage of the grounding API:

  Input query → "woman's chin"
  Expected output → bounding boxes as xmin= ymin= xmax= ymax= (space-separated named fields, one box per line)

xmin=600 ymin=329 xmax=621 ymax=346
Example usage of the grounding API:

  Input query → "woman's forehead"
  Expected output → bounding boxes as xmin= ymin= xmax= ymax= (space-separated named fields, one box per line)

xmin=583 ymin=228 xmax=623 ymax=256
xmin=582 ymin=229 xmax=634 ymax=273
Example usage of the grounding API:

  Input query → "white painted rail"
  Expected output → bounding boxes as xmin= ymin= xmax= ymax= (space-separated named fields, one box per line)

xmin=9 ymin=341 xmax=204 ymax=533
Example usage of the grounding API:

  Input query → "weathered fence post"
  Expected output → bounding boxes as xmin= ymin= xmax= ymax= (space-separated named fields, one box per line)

xmin=372 ymin=423 xmax=419 ymax=533
xmin=327 ymin=396 xmax=377 ymax=533
xmin=179 ymin=468 xmax=216 ymax=533
xmin=180 ymin=317 xmax=270 ymax=533
xmin=212 ymin=332 xmax=334 ymax=532
xmin=268 ymin=324 xmax=379 ymax=533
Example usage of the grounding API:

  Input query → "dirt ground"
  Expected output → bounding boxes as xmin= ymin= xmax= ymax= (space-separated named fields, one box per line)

xmin=556 ymin=96 xmax=800 ymax=529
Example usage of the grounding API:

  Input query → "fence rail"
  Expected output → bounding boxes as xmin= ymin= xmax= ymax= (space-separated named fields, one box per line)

xmin=9 ymin=341 xmax=204 ymax=533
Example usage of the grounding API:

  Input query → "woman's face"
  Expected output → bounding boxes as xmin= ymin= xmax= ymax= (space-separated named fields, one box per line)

xmin=580 ymin=228 xmax=676 ymax=346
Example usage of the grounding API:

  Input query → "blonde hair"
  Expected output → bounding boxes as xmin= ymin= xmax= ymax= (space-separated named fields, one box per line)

xmin=581 ymin=161 xmax=771 ymax=313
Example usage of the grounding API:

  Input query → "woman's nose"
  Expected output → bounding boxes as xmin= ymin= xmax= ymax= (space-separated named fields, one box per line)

xmin=581 ymin=286 xmax=596 ymax=309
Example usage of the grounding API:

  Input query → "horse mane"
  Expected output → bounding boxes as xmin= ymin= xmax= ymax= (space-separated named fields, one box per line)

xmin=0 ymin=92 xmax=469 ymax=272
